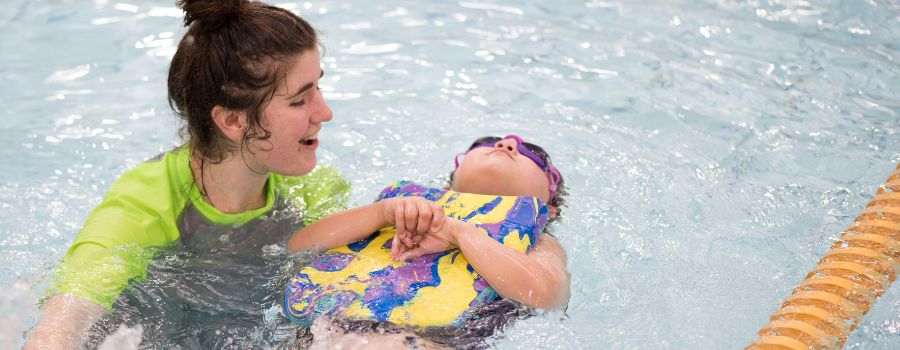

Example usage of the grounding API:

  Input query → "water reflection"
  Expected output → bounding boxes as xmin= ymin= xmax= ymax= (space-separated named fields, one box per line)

xmin=2 ymin=0 xmax=899 ymax=348
xmin=86 ymin=231 xmax=310 ymax=348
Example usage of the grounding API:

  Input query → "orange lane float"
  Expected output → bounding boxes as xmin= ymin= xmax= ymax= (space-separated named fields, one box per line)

xmin=747 ymin=163 xmax=900 ymax=350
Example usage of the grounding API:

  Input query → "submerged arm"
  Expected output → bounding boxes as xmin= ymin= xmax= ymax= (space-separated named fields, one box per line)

xmin=25 ymin=294 xmax=104 ymax=350
xmin=25 ymin=240 xmax=158 ymax=349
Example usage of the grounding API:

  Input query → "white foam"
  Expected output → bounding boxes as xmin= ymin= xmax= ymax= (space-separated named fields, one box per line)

xmin=97 ymin=324 xmax=143 ymax=350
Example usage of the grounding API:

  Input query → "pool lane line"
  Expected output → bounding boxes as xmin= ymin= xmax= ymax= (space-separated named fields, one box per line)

xmin=747 ymin=163 xmax=900 ymax=350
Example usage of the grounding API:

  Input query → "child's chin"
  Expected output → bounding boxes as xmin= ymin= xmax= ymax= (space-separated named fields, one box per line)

xmin=472 ymin=160 xmax=511 ymax=176
xmin=457 ymin=175 xmax=520 ymax=196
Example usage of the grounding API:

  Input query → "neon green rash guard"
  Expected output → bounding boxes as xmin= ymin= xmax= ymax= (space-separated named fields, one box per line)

xmin=47 ymin=147 xmax=349 ymax=309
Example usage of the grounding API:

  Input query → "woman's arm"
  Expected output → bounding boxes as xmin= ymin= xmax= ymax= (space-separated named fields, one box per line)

xmin=25 ymin=241 xmax=154 ymax=349
xmin=286 ymin=197 xmax=445 ymax=253
xmin=394 ymin=220 xmax=571 ymax=309
xmin=24 ymin=294 xmax=104 ymax=350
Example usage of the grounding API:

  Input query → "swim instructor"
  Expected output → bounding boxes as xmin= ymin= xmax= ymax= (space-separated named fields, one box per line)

xmin=24 ymin=1 xmax=348 ymax=348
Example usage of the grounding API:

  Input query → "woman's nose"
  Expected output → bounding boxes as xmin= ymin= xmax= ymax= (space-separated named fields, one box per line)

xmin=311 ymin=88 xmax=333 ymax=123
xmin=494 ymin=138 xmax=519 ymax=154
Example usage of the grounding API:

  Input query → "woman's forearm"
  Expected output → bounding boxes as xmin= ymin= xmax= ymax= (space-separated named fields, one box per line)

xmin=24 ymin=294 xmax=104 ymax=350
xmin=452 ymin=224 xmax=570 ymax=309
xmin=286 ymin=202 xmax=387 ymax=252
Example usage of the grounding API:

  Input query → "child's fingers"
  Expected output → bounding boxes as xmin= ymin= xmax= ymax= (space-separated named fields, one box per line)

xmin=390 ymin=234 xmax=401 ymax=259
xmin=404 ymin=203 xmax=418 ymax=236
xmin=416 ymin=201 xmax=432 ymax=234
xmin=430 ymin=205 xmax=445 ymax=233
xmin=394 ymin=205 xmax=406 ymax=238
xmin=400 ymin=231 xmax=416 ymax=249
xmin=397 ymin=246 xmax=424 ymax=261
xmin=395 ymin=228 xmax=415 ymax=249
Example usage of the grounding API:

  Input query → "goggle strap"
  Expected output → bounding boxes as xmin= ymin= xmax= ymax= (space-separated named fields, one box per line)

xmin=503 ymin=134 xmax=525 ymax=145
xmin=547 ymin=166 xmax=560 ymax=200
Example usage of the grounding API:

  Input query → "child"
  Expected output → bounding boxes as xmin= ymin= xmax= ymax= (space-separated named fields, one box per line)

xmin=283 ymin=135 xmax=570 ymax=329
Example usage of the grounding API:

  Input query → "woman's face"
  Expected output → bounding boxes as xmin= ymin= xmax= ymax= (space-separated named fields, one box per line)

xmin=452 ymin=138 xmax=551 ymax=203
xmin=248 ymin=49 xmax=332 ymax=176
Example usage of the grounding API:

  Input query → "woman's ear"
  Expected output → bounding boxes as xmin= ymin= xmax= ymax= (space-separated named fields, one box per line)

xmin=548 ymin=205 xmax=558 ymax=220
xmin=210 ymin=105 xmax=247 ymax=143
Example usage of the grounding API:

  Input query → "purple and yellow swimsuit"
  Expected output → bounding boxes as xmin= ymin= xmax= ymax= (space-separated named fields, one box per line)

xmin=283 ymin=181 xmax=549 ymax=327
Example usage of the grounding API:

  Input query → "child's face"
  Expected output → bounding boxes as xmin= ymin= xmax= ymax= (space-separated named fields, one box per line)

xmin=451 ymin=138 xmax=552 ymax=203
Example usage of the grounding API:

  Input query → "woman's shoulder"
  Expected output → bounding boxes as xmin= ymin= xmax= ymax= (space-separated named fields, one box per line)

xmin=107 ymin=148 xmax=193 ymax=206
xmin=272 ymin=164 xmax=350 ymax=225
xmin=272 ymin=164 xmax=348 ymax=192
xmin=77 ymin=148 xmax=193 ymax=248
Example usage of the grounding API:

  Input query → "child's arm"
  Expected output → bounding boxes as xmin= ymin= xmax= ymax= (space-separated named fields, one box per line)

xmin=394 ymin=220 xmax=570 ymax=309
xmin=286 ymin=197 xmax=445 ymax=253
xmin=452 ymin=222 xmax=570 ymax=309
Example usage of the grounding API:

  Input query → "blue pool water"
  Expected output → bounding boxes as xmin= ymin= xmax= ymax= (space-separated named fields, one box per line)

xmin=1 ymin=0 xmax=899 ymax=348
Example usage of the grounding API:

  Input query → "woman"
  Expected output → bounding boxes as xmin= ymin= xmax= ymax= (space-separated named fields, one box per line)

xmin=24 ymin=1 xmax=347 ymax=348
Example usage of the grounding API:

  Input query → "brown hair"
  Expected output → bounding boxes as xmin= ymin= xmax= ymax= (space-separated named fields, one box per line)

xmin=167 ymin=0 xmax=319 ymax=165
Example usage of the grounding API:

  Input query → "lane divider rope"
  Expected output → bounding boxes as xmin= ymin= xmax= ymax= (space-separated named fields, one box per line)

xmin=747 ymin=164 xmax=900 ymax=349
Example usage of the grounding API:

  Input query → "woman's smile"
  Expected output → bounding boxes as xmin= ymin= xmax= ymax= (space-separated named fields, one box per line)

xmin=300 ymin=132 xmax=318 ymax=147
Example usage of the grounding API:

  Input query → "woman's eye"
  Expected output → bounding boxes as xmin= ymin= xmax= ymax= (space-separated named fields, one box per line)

xmin=291 ymin=85 xmax=321 ymax=107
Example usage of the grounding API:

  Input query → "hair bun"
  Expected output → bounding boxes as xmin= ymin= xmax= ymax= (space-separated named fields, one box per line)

xmin=177 ymin=0 xmax=245 ymax=28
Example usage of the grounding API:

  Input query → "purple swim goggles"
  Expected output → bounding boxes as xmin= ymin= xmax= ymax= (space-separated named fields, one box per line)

xmin=454 ymin=135 xmax=562 ymax=201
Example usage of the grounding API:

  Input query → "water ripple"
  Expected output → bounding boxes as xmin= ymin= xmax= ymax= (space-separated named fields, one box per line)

xmin=2 ymin=0 xmax=899 ymax=348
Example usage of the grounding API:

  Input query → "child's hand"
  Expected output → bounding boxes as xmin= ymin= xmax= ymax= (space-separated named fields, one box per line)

xmin=391 ymin=218 xmax=468 ymax=261
xmin=380 ymin=197 xmax=446 ymax=250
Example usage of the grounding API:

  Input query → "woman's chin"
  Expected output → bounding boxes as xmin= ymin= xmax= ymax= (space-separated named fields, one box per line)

xmin=278 ymin=158 xmax=317 ymax=177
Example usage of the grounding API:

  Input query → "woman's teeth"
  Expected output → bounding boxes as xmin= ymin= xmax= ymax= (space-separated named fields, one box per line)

xmin=300 ymin=134 xmax=317 ymax=145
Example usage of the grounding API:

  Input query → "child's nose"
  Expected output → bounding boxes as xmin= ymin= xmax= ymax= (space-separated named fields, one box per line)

xmin=494 ymin=139 xmax=519 ymax=154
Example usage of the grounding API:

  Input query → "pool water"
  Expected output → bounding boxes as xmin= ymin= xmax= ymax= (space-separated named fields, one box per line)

xmin=2 ymin=0 xmax=899 ymax=348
